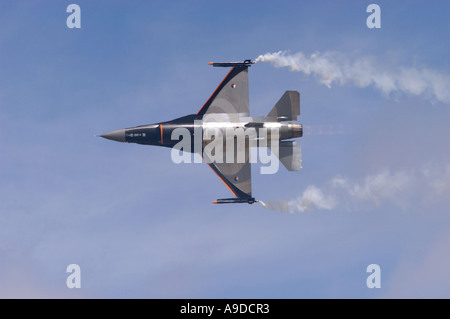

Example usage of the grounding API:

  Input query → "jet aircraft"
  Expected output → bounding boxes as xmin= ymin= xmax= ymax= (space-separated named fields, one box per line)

xmin=101 ymin=60 xmax=302 ymax=204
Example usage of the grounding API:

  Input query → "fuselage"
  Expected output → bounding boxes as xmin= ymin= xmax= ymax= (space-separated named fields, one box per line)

xmin=101 ymin=114 xmax=303 ymax=153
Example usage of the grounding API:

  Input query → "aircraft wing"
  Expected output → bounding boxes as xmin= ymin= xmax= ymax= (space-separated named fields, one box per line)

xmin=197 ymin=66 xmax=249 ymax=117
xmin=203 ymin=144 xmax=254 ymax=204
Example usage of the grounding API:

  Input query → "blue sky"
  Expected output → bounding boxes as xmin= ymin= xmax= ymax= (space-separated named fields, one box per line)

xmin=1 ymin=0 xmax=449 ymax=298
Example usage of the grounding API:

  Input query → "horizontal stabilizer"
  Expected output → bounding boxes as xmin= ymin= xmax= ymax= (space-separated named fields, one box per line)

xmin=213 ymin=197 xmax=256 ymax=204
xmin=278 ymin=141 xmax=302 ymax=171
xmin=267 ymin=90 xmax=300 ymax=121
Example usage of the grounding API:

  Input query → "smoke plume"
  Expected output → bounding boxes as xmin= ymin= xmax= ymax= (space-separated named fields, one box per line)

xmin=263 ymin=165 xmax=450 ymax=213
xmin=256 ymin=51 xmax=450 ymax=104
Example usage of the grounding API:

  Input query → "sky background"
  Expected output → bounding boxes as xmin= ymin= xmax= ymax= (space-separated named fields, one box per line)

xmin=1 ymin=0 xmax=449 ymax=298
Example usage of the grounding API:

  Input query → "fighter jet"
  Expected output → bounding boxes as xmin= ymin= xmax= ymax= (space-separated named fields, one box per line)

xmin=101 ymin=60 xmax=302 ymax=204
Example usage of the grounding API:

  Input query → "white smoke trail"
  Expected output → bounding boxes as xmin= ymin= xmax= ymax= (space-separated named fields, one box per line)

xmin=265 ymin=185 xmax=337 ymax=213
xmin=255 ymin=51 xmax=450 ymax=104
xmin=263 ymin=165 xmax=450 ymax=213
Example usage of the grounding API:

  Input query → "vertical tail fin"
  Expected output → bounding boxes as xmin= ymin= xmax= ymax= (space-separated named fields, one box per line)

xmin=267 ymin=90 xmax=300 ymax=121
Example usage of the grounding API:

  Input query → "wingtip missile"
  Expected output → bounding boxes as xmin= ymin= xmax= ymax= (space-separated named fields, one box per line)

xmin=212 ymin=197 xmax=257 ymax=204
xmin=208 ymin=59 xmax=255 ymax=68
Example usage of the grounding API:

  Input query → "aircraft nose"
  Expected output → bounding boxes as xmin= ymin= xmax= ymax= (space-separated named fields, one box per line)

xmin=101 ymin=129 xmax=126 ymax=142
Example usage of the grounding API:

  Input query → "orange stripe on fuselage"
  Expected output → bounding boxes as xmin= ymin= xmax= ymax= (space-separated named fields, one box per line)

xmin=160 ymin=125 xmax=163 ymax=144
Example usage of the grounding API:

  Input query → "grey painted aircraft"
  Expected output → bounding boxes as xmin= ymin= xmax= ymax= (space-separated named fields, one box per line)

xmin=101 ymin=60 xmax=302 ymax=204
